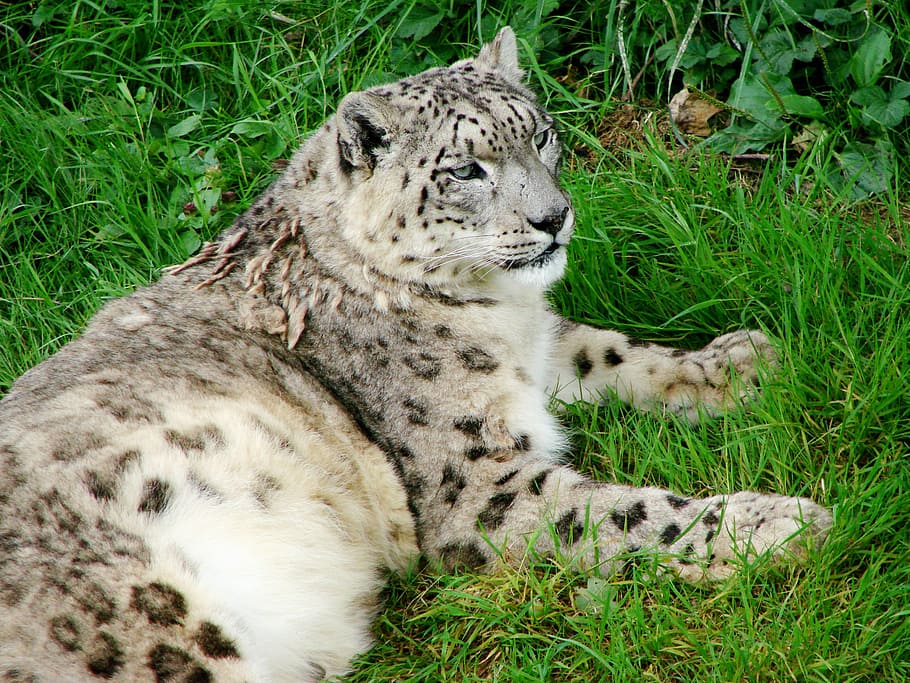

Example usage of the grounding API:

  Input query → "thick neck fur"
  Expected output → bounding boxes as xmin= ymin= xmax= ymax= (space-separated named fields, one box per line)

xmin=181 ymin=115 xmax=547 ymax=349
xmin=245 ymin=123 xmax=419 ymax=315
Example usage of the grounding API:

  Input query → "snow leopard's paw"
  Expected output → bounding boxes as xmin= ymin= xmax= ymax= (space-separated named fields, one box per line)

xmin=672 ymin=491 xmax=832 ymax=581
xmin=662 ymin=329 xmax=777 ymax=423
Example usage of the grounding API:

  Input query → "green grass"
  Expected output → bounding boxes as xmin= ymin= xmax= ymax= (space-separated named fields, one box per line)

xmin=1 ymin=1 xmax=908 ymax=681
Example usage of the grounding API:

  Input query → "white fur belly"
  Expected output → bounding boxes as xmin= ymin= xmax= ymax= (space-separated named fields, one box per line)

xmin=155 ymin=486 xmax=381 ymax=681
xmin=108 ymin=396 xmax=416 ymax=682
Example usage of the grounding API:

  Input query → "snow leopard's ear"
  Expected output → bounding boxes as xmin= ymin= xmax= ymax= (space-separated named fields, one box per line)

xmin=475 ymin=26 xmax=524 ymax=84
xmin=336 ymin=91 xmax=397 ymax=174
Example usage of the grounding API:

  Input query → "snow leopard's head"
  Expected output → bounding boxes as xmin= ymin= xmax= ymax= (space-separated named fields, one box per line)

xmin=326 ymin=27 xmax=574 ymax=294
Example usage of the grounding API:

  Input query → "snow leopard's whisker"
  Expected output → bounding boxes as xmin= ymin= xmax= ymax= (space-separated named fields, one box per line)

xmin=418 ymin=250 xmax=488 ymax=268
xmin=419 ymin=244 xmax=499 ymax=271
xmin=450 ymin=233 xmax=499 ymax=241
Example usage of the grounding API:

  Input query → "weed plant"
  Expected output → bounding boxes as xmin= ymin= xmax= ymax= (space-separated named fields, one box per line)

xmin=1 ymin=1 xmax=907 ymax=681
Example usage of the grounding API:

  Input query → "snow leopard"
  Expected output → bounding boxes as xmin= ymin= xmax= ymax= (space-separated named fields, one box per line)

xmin=0 ymin=27 xmax=831 ymax=682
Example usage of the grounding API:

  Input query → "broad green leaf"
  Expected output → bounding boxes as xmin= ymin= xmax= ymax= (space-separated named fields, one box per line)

xmin=167 ymin=140 xmax=190 ymax=160
xmin=180 ymin=230 xmax=201 ymax=256
xmin=836 ymin=140 xmax=894 ymax=198
xmin=31 ymin=3 xmax=57 ymax=28
xmin=865 ymin=97 xmax=909 ymax=129
xmin=849 ymin=85 xmax=887 ymax=107
xmin=851 ymin=86 xmax=910 ymax=128
xmin=186 ymin=88 xmax=219 ymax=113
xmin=849 ymin=26 xmax=891 ymax=87
xmin=397 ymin=4 xmax=445 ymax=41
xmin=706 ymin=43 xmax=740 ymax=66
xmin=655 ymin=40 xmax=679 ymax=62
xmin=686 ymin=38 xmax=712 ymax=68
xmin=166 ymin=114 xmax=201 ymax=139
xmin=728 ymin=17 xmax=768 ymax=48
xmin=195 ymin=187 xmax=221 ymax=213
xmin=680 ymin=52 xmax=706 ymax=69
xmin=775 ymin=94 xmax=825 ymax=119
xmin=702 ymin=119 xmax=787 ymax=155
xmin=891 ymin=81 xmax=910 ymax=99
xmin=813 ymin=8 xmax=854 ymax=26
xmin=759 ymin=31 xmax=797 ymax=74
xmin=263 ymin=132 xmax=287 ymax=160
xmin=573 ymin=577 xmax=616 ymax=614
xmin=728 ymin=73 xmax=794 ymax=126
xmin=794 ymin=34 xmax=818 ymax=62
xmin=230 ymin=120 xmax=273 ymax=138
xmin=659 ymin=36 xmax=709 ymax=69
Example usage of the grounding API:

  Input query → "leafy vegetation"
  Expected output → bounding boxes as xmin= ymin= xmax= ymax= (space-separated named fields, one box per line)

xmin=1 ymin=1 xmax=907 ymax=681
xmin=383 ymin=0 xmax=910 ymax=196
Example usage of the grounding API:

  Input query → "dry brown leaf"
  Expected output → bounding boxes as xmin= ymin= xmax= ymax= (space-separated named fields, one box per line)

xmin=669 ymin=88 xmax=722 ymax=137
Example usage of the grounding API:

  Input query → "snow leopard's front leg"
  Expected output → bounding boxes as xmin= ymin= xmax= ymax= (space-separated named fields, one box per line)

xmin=548 ymin=318 xmax=776 ymax=423
xmin=422 ymin=458 xmax=831 ymax=580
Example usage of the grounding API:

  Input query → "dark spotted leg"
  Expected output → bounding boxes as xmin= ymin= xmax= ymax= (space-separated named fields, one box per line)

xmin=418 ymin=456 xmax=831 ymax=580
xmin=547 ymin=318 xmax=776 ymax=423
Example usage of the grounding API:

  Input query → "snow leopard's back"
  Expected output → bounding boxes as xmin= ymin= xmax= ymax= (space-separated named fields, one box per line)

xmin=0 ymin=278 xmax=416 ymax=682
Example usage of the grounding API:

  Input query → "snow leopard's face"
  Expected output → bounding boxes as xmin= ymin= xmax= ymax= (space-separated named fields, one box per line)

xmin=332 ymin=31 xmax=574 ymax=293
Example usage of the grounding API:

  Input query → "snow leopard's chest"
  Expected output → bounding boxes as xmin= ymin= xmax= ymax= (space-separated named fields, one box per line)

xmin=292 ymin=288 xmax=565 ymax=468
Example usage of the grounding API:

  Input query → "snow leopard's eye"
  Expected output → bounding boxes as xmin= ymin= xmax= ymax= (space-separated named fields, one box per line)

xmin=450 ymin=162 xmax=486 ymax=181
xmin=533 ymin=128 xmax=553 ymax=151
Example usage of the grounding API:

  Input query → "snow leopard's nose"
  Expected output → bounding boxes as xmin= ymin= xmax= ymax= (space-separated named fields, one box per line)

xmin=530 ymin=206 xmax=570 ymax=236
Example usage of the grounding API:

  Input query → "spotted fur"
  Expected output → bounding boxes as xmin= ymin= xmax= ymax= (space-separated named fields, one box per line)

xmin=0 ymin=28 xmax=830 ymax=682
